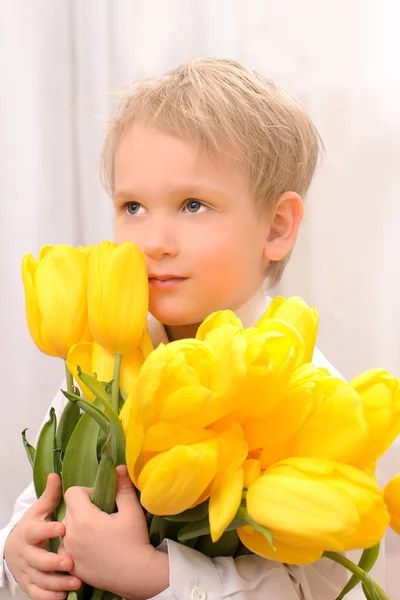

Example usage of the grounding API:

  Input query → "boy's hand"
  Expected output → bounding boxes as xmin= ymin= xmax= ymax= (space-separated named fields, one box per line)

xmin=60 ymin=466 xmax=169 ymax=600
xmin=4 ymin=474 xmax=82 ymax=600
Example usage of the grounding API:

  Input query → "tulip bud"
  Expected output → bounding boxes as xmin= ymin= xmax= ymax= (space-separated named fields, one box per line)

xmin=256 ymin=296 xmax=319 ymax=365
xmin=350 ymin=369 xmax=400 ymax=469
xmin=87 ymin=241 xmax=148 ymax=355
xmin=384 ymin=473 xmax=400 ymax=535
xmin=246 ymin=457 xmax=389 ymax=552
xmin=22 ymin=245 xmax=91 ymax=358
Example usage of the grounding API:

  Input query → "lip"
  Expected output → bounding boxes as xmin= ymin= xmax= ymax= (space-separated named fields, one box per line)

xmin=148 ymin=274 xmax=188 ymax=290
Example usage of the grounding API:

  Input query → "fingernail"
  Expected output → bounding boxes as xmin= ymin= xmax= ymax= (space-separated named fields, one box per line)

xmin=56 ymin=593 xmax=66 ymax=599
xmin=55 ymin=525 xmax=63 ymax=536
xmin=59 ymin=560 xmax=66 ymax=570
xmin=69 ymin=579 xmax=78 ymax=589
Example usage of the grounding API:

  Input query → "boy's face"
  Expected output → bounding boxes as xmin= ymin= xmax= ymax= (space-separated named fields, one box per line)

xmin=113 ymin=124 xmax=271 ymax=329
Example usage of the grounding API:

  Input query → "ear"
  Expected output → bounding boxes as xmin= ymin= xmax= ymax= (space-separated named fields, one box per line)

xmin=263 ymin=192 xmax=304 ymax=261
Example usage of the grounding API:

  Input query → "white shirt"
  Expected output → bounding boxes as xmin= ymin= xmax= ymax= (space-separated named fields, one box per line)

xmin=1 ymin=291 xmax=395 ymax=599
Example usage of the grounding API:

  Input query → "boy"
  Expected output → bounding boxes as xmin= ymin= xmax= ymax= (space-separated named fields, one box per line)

xmin=1 ymin=58 xmax=363 ymax=599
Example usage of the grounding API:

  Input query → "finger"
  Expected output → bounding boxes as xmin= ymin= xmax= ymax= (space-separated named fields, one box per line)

xmin=31 ymin=474 xmax=63 ymax=518
xmin=115 ymin=465 xmax=138 ymax=513
xmin=30 ymin=569 xmax=81 ymax=593
xmin=64 ymin=486 xmax=94 ymax=517
xmin=25 ymin=521 xmax=65 ymax=545
xmin=26 ymin=546 xmax=74 ymax=573
xmin=27 ymin=583 xmax=69 ymax=600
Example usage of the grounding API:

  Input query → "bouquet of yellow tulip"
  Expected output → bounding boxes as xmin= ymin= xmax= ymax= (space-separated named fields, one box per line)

xmin=20 ymin=241 xmax=400 ymax=600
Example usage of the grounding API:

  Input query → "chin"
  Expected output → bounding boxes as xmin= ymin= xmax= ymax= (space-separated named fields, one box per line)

xmin=149 ymin=298 xmax=208 ymax=327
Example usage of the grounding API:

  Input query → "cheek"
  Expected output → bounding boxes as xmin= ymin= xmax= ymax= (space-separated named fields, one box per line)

xmin=192 ymin=222 xmax=262 ymax=281
xmin=114 ymin=216 xmax=142 ymax=248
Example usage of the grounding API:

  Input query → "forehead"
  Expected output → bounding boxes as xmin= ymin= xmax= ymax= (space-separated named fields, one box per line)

xmin=114 ymin=123 xmax=250 ymax=196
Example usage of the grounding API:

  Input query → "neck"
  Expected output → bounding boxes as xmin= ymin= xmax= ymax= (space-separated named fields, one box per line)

xmin=164 ymin=322 xmax=201 ymax=342
xmin=163 ymin=287 xmax=269 ymax=343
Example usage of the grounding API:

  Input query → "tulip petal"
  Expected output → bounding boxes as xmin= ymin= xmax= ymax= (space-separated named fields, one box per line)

xmin=196 ymin=310 xmax=243 ymax=343
xmin=257 ymin=296 xmax=319 ymax=365
xmin=209 ymin=467 xmax=244 ymax=542
xmin=247 ymin=471 xmax=360 ymax=550
xmin=244 ymin=387 xmax=314 ymax=451
xmin=243 ymin=459 xmax=261 ymax=488
xmin=119 ymin=347 xmax=145 ymax=397
xmin=144 ymin=423 xmax=217 ymax=452
xmin=88 ymin=241 xmax=148 ymax=354
xmin=237 ymin=526 xmax=323 ymax=565
xmin=247 ymin=457 xmax=388 ymax=551
xmin=138 ymin=442 xmax=218 ymax=515
xmin=384 ymin=473 xmax=400 ymax=535
xmin=22 ymin=253 xmax=59 ymax=357
xmin=294 ymin=379 xmax=368 ymax=463
xmin=351 ymin=369 xmax=400 ymax=467
xmin=125 ymin=395 xmax=145 ymax=486
xmin=157 ymin=385 xmax=225 ymax=428
xmin=66 ymin=342 xmax=96 ymax=400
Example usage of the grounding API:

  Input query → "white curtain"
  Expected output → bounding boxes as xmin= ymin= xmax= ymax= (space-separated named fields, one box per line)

xmin=1 ymin=0 xmax=399 ymax=552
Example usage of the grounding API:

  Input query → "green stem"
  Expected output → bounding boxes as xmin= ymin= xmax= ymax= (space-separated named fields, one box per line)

xmin=65 ymin=363 xmax=74 ymax=394
xmin=112 ymin=352 xmax=123 ymax=413
xmin=89 ymin=588 xmax=105 ymax=600
xmin=324 ymin=552 xmax=391 ymax=600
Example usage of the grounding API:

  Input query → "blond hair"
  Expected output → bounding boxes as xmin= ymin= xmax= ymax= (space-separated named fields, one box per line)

xmin=101 ymin=58 xmax=323 ymax=286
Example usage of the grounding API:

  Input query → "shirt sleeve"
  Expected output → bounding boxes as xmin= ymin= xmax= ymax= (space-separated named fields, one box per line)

xmin=0 ymin=383 xmax=68 ymax=594
xmin=149 ymin=540 xmax=348 ymax=600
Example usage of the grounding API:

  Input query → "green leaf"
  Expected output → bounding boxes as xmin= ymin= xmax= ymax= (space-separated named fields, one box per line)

xmin=149 ymin=515 xmax=161 ymax=547
xmin=196 ymin=530 xmax=239 ymax=558
xmin=236 ymin=506 xmax=275 ymax=550
xmin=177 ymin=517 xmax=211 ymax=542
xmin=33 ymin=408 xmax=57 ymax=499
xmin=90 ymin=451 xmax=117 ymax=514
xmin=77 ymin=369 xmax=126 ymax=465
xmin=62 ymin=391 xmax=110 ymax=435
xmin=56 ymin=401 xmax=81 ymax=457
xmin=77 ymin=367 xmax=111 ymax=405
xmin=163 ymin=501 xmax=209 ymax=523
xmin=21 ymin=429 xmax=35 ymax=468
xmin=336 ymin=543 xmax=381 ymax=599
xmin=361 ymin=577 xmax=382 ymax=600
xmin=62 ymin=403 xmax=101 ymax=492
xmin=97 ymin=428 xmax=108 ymax=459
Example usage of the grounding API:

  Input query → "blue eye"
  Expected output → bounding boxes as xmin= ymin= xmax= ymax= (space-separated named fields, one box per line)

xmin=185 ymin=200 xmax=207 ymax=213
xmin=126 ymin=202 xmax=141 ymax=215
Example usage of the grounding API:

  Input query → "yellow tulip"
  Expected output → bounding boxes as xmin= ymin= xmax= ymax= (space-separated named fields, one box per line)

xmin=22 ymin=245 xmax=91 ymax=358
xmin=384 ymin=473 xmax=400 ymax=535
xmin=134 ymin=340 xmax=228 ymax=428
xmin=237 ymin=526 xmax=323 ymax=565
xmin=196 ymin=310 xmax=244 ymax=354
xmin=138 ymin=440 xmax=219 ymax=515
xmin=211 ymin=325 xmax=304 ymax=419
xmin=66 ymin=341 xmax=144 ymax=401
xmin=256 ymin=296 xmax=319 ymax=365
xmin=246 ymin=457 xmax=389 ymax=552
xmin=293 ymin=377 xmax=368 ymax=463
xmin=350 ymin=369 xmax=400 ymax=469
xmin=87 ymin=241 xmax=148 ymax=354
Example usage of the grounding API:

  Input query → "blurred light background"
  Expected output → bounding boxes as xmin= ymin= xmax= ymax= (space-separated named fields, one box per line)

xmin=1 ymin=0 xmax=399 ymax=586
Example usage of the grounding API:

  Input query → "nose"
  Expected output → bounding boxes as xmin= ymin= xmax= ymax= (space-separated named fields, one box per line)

xmin=142 ymin=219 xmax=179 ymax=260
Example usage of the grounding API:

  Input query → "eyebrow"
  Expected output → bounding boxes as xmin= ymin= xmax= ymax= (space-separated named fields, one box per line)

xmin=113 ymin=184 xmax=230 ymax=204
